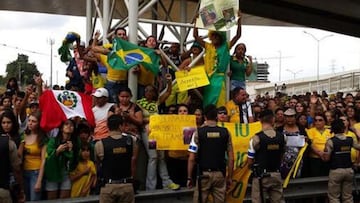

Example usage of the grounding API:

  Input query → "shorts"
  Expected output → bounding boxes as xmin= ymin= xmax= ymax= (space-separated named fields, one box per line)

xmin=46 ymin=174 xmax=71 ymax=191
xmin=231 ymin=80 xmax=246 ymax=91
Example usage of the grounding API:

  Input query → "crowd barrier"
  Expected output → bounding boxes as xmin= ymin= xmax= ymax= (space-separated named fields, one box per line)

xmin=30 ymin=174 xmax=360 ymax=203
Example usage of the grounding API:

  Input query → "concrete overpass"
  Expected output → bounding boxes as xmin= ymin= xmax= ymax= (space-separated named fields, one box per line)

xmin=1 ymin=0 xmax=359 ymax=39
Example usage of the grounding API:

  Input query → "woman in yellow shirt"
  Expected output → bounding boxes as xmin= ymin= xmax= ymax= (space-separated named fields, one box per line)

xmin=18 ymin=111 xmax=47 ymax=201
xmin=340 ymin=116 xmax=359 ymax=164
xmin=306 ymin=113 xmax=332 ymax=177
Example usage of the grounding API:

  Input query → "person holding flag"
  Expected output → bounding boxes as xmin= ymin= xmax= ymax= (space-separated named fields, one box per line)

xmin=90 ymin=30 xmax=128 ymax=103
xmin=132 ymin=35 xmax=167 ymax=99
xmin=193 ymin=10 xmax=242 ymax=108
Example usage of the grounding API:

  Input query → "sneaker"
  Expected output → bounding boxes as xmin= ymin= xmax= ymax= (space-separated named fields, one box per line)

xmin=167 ymin=183 xmax=180 ymax=190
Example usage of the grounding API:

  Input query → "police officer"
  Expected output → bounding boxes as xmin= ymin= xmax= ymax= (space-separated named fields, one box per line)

xmin=187 ymin=104 xmax=234 ymax=203
xmin=323 ymin=119 xmax=360 ymax=203
xmin=247 ymin=109 xmax=285 ymax=203
xmin=0 ymin=134 xmax=25 ymax=203
xmin=95 ymin=114 xmax=138 ymax=203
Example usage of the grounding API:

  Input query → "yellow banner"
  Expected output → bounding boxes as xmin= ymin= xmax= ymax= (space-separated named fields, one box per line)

xmin=226 ymin=164 xmax=252 ymax=203
xmin=175 ymin=66 xmax=210 ymax=92
xmin=196 ymin=0 xmax=239 ymax=31
xmin=149 ymin=119 xmax=262 ymax=202
xmin=149 ymin=115 xmax=197 ymax=150
xmin=220 ymin=122 xmax=261 ymax=202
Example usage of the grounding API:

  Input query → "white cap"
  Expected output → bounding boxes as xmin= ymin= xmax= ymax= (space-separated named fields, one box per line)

xmin=92 ymin=88 xmax=109 ymax=98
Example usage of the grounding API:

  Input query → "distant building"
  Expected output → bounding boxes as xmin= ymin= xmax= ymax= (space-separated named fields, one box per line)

xmin=246 ymin=62 xmax=269 ymax=82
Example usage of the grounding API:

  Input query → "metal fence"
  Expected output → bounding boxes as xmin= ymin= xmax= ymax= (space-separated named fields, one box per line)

xmin=255 ymin=71 xmax=360 ymax=96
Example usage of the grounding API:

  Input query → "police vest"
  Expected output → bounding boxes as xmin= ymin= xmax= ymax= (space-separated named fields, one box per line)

xmin=254 ymin=131 xmax=285 ymax=172
xmin=330 ymin=136 xmax=353 ymax=169
xmin=198 ymin=126 xmax=229 ymax=173
xmin=101 ymin=135 xmax=132 ymax=180
xmin=0 ymin=136 xmax=10 ymax=189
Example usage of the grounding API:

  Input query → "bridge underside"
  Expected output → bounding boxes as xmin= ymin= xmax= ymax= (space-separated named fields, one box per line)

xmin=1 ymin=0 xmax=359 ymax=38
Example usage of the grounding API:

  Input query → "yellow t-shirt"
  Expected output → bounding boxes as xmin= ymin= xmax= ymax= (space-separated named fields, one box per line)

xmin=345 ymin=131 xmax=358 ymax=163
xmin=103 ymin=43 xmax=112 ymax=49
xmin=70 ymin=160 xmax=96 ymax=198
xmin=138 ymin=65 xmax=155 ymax=86
xmin=306 ymin=127 xmax=332 ymax=158
xmin=99 ymin=54 xmax=127 ymax=81
xmin=353 ymin=123 xmax=360 ymax=133
xmin=225 ymin=100 xmax=239 ymax=123
xmin=23 ymin=142 xmax=42 ymax=170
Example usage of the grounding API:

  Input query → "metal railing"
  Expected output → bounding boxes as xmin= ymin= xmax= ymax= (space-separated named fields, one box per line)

xmin=254 ymin=70 xmax=360 ymax=96
xmin=30 ymin=175 xmax=360 ymax=203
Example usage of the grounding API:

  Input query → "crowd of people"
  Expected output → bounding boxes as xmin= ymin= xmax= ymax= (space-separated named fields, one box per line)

xmin=2 ymin=10 xmax=360 ymax=203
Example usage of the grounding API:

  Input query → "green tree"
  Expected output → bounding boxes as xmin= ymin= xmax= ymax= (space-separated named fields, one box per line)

xmin=5 ymin=54 xmax=40 ymax=86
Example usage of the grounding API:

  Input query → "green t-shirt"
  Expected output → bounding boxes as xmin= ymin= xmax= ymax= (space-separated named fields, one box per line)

xmin=45 ymin=137 xmax=75 ymax=182
xmin=230 ymin=57 xmax=248 ymax=81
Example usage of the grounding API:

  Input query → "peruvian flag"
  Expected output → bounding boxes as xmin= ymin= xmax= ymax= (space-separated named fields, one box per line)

xmin=39 ymin=90 xmax=95 ymax=132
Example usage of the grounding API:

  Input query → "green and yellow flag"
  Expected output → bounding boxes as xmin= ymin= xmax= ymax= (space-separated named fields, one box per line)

xmin=107 ymin=38 xmax=160 ymax=74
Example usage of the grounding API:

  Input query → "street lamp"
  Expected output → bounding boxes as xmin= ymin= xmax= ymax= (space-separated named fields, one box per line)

xmin=47 ymin=38 xmax=55 ymax=88
xmin=303 ymin=31 xmax=333 ymax=91
xmin=286 ymin=69 xmax=303 ymax=79
xmin=278 ymin=50 xmax=282 ymax=81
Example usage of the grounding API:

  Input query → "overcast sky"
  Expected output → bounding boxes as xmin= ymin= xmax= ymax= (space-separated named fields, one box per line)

xmin=0 ymin=10 xmax=359 ymax=86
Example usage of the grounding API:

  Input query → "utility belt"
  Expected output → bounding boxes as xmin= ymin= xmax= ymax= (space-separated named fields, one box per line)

xmin=106 ymin=177 xmax=133 ymax=184
xmin=201 ymin=168 xmax=225 ymax=177
xmin=252 ymin=164 xmax=279 ymax=178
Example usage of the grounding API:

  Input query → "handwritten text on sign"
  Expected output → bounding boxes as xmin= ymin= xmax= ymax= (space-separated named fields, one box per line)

xmin=175 ymin=66 xmax=210 ymax=92
xmin=149 ymin=115 xmax=197 ymax=150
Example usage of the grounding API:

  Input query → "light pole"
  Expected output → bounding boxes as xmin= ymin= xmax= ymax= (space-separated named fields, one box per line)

xmin=286 ymin=69 xmax=303 ymax=79
xmin=48 ymin=38 xmax=55 ymax=88
xmin=303 ymin=31 xmax=333 ymax=91
xmin=278 ymin=50 xmax=282 ymax=81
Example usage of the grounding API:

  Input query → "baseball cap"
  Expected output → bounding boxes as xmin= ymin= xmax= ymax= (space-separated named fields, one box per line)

xmin=284 ymin=108 xmax=296 ymax=116
xmin=92 ymin=88 xmax=109 ymax=98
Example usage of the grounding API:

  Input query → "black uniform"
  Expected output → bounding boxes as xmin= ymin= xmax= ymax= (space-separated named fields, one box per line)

xmin=190 ymin=124 xmax=233 ymax=203
xmin=249 ymin=130 xmax=285 ymax=203
xmin=326 ymin=135 xmax=354 ymax=203
xmin=96 ymin=134 xmax=135 ymax=203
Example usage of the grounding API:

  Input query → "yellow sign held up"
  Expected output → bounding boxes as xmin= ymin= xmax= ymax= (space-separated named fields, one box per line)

xmin=149 ymin=115 xmax=197 ymax=150
xmin=175 ymin=66 xmax=210 ymax=92
xmin=149 ymin=119 xmax=262 ymax=202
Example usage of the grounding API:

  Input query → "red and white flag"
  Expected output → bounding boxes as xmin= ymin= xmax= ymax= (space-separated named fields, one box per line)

xmin=39 ymin=90 xmax=95 ymax=131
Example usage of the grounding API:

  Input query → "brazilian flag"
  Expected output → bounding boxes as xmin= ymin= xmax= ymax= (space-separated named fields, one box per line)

xmin=107 ymin=38 xmax=160 ymax=74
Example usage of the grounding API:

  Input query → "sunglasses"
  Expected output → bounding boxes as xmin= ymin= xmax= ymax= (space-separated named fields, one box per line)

xmin=314 ymin=119 xmax=324 ymax=122
xmin=336 ymin=106 xmax=344 ymax=108
xmin=217 ymin=111 xmax=227 ymax=115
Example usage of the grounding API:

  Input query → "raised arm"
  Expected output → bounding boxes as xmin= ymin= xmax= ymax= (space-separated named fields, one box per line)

xmin=193 ymin=26 xmax=206 ymax=48
xmin=158 ymin=74 xmax=173 ymax=104
xmin=229 ymin=10 xmax=242 ymax=48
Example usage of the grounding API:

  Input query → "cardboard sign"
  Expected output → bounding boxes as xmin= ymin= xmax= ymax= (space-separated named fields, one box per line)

xmin=175 ymin=66 xmax=210 ymax=91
